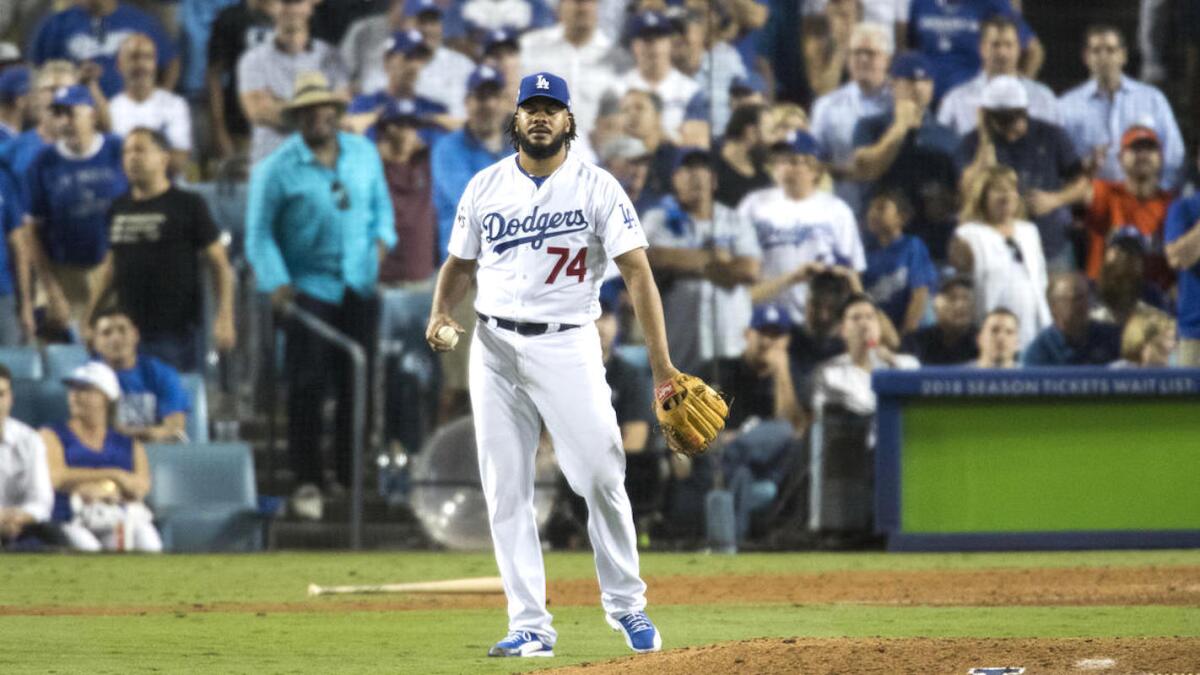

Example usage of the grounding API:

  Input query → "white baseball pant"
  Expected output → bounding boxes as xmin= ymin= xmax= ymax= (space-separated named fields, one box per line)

xmin=470 ymin=318 xmax=647 ymax=644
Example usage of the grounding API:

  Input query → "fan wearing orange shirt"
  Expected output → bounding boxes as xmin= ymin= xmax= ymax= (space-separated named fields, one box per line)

xmin=1079 ymin=126 xmax=1173 ymax=290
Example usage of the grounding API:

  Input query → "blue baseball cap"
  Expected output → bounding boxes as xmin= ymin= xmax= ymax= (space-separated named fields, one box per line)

xmin=671 ymin=146 xmax=711 ymax=172
xmin=890 ymin=52 xmax=933 ymax=80
xmin=377 ymin=98 xmax=427 ymax=127
xmin=51 ymin=84 xmax=94 ymax=108
xmin=483 ymin=28 xmax=519 ymax=55
xmin=0 ymin=66 xmax=30 ymax=100
xmin=467 ymin=64 xmax=504 ymax=94
xmin=403 ymin=0 xmax=442 ymax=18
xmin=771 ymin=129 xmax=822 ymax=158
xmin=750 ymin=304 xmax=792 ymax=333
xmin=516 ymin=72 xmax=570 ymax=110
xmin=629 ymin=11 xmax=677 ymax=39
xmin=385 ymin=29 xmax=431 ymax=58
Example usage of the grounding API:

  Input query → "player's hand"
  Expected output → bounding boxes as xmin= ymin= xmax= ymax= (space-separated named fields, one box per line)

xmin=426 ymin=313 xmax=464 ymax=352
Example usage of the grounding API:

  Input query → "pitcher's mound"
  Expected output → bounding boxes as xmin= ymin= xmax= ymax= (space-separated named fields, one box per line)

xmin=552 ymin=637 xmax=1200 ymax=674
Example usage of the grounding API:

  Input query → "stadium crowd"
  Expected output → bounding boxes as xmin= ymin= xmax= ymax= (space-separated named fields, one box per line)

xmin=2 ymin=0 xmax=1200 ymax=551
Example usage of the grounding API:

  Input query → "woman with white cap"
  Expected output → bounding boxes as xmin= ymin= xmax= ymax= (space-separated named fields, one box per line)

xmin=39 ymin=362 xmax=161 ymax=552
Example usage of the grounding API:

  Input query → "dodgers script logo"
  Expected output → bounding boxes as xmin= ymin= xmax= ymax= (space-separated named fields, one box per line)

xmin=484 ymin=206 xmax=589 ymax=254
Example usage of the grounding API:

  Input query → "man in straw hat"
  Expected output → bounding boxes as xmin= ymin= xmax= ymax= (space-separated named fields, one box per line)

xmin=246 ymin=71 xmax=396 ymax=521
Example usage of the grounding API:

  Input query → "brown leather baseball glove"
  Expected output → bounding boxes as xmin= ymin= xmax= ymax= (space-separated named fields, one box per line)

xmin=654 ymin=372 xmax=729 ymax=456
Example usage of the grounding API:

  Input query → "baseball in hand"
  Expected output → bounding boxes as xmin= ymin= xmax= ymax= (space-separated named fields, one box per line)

xmin=436 ymin=325 xmax=459 ymax=350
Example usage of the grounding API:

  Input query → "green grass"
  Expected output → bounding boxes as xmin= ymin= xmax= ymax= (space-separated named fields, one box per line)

xmin=2 ymin=550 xmax=1196 ymax=673
xmin=3 ymin=549 xmax=1197 ymax=608
xmin=3 ymin=605 xmax=1196 ymax=674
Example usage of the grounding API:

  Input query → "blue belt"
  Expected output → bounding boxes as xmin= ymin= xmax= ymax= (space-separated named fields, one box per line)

xmin=477 ymin=312 xmax=579 ymax=336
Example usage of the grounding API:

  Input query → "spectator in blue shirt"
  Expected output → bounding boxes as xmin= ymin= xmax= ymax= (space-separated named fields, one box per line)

xmin=906 ymin=0 xmax=1042 ymax=101
xmin=0 ymin=163 xmax=32 ymax=345
xmin=1023 ymin=273 xmax=1121 ymax=367
xmin=852 ymin=53 xmax=959 ymax=261
xmin=26 ymin=85 xmax=127 ymax=333
xmin=427 ymin=64 xmax=508 ymax=424
xmin=0 ymin=66 xmax=31 ymax=143
xmin=1057 ymin=25 xmax=1185 ymax=191
xmin=0 ymin=60 xmax=79 ymax=207
xmin=90 ymin=308 xmax=190 ymax=443
xmin=431 ymin=65 xmax=509 ymax=263
xmin=344 ymin=29 xmax=452 ymax=140
xmin=29 ymin=0 xmax=179 ymax=99
xmin=862 ymin=189 xmax=937 ymax=335
xmin=1165 ymin=187 xmax=1200 ymax=366
xmin=245 ymin=72 xmax=395 ymax=517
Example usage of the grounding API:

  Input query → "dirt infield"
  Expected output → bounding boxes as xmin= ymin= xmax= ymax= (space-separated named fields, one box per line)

xmin=2 ymin=564 xmax=1196 ymax=616
xmin=551 ymin=637 xmax=1200 ymax=674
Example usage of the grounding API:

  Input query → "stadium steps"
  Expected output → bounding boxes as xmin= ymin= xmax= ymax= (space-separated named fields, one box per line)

xmin=234 ymin=408 xmax=431 ymax=550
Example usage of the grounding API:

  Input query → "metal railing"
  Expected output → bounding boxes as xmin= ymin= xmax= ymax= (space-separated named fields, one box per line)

xmin=282 ymin=303 xmax=369 ymax=550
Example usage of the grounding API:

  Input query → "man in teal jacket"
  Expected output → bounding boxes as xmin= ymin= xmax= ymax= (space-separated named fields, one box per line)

xmin=246 ymin=72 xmax=396 ymax=520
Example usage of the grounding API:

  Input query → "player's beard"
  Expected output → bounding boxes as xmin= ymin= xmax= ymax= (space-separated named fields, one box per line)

xmin=516 ymin=126 xmax=568 ymax=160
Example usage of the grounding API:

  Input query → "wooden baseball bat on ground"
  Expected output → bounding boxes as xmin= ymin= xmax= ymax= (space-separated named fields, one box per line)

xmin=307 ymin=576 xmax=505 ymax=597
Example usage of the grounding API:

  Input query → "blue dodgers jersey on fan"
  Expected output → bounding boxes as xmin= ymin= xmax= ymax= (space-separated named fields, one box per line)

xmin=907 ymin=0 xmax=1033 ymax=98
xmin=1165 ymin=194 xmax=1200 ymax=339
xmin=29 ymin=5 xmax=177 ymax=98
xmin=0 ymin=130 xmax=52 ymax=210
xmin=112 ymin=355 xmax=191 ymax=429
xmin=27 ymin=135 xmax=128 ymax=266
xmin=863 ymin=234 xmax=938 ymax=329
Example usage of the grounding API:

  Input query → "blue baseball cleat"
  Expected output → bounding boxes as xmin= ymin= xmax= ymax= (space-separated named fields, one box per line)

xmin=606 ymin=611 xmax=662 ymax=653
xmin=487 ymin=631 xmax=554 ymax=658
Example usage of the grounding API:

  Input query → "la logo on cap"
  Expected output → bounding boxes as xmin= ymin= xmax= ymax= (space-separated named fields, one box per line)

xmin=536 ymin=74 xmax=549 ymax=90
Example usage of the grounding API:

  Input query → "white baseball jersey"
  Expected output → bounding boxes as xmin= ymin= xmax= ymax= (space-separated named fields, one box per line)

xmin=451 ymin=148 xmax=651 ymax=642
xmin=448 ymin=152 xmax=648 ymax=325
xmin=737 ymin=187 xmax=866 ymax=323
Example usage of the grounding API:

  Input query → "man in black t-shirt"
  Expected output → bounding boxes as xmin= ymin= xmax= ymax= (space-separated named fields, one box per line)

xmin=901 ymin=276 xmax=980 ymax=365
xmin=206 ymin=0 xmax=278 ymax=160
xmin=87 ymin=128 xmax=236 ymax=372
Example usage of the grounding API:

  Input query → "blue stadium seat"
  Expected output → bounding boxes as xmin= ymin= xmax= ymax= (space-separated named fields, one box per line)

xmin=144 ymin=442 xmax=266 ymax=552
xmin=180 ymin=373 xmax=209 ymax=443
xmin=9 ymin=379 xmax=69 ymax=428
xmin=0 ymin=347 xmax=44 ymax=380
xmin=43 ymin=344 xmax=90 ymax=380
